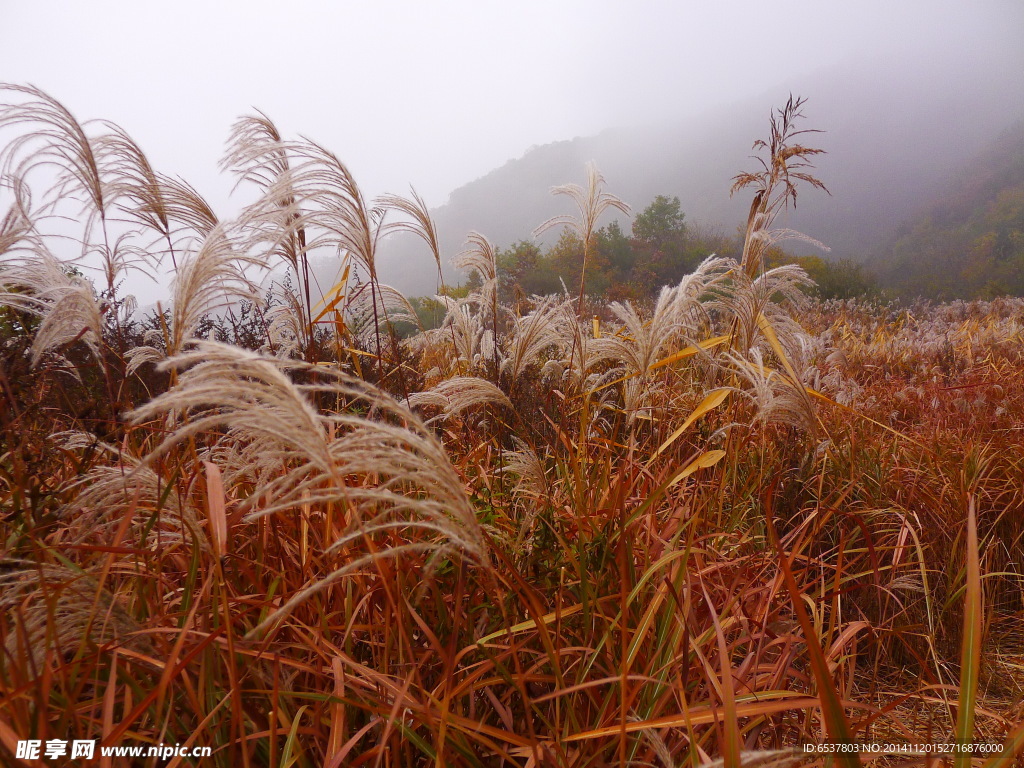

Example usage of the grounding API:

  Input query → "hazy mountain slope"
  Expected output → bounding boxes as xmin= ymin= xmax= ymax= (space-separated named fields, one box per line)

xmin=867 ymin=121 xmax=1024 ymax=298
xmin=377 ymin=52 xmax=1024 ymax=297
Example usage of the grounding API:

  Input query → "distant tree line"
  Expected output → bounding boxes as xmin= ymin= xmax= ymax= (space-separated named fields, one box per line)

xmin=411 ymin=196 xmax=875 ymax=325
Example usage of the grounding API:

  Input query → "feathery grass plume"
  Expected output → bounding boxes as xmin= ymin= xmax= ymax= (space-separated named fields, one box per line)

xmin=62 ymin=464 xmax=208 ymax=551
xmin=28 ymin=269 xmax=108 ymax=368
xmin=343 ymin=280 xmax=420 ymax=349
xmin=0 ymin=178 xmax=33 ymax=258
xmin=501 ymin=437 xmax=549 ymax=499
xmin=718 ymin=261 xmax=815 ymax=357
xmin=128 ymin=341 xmax=487 ymax=634
xmin=0 ymin=179 xmax=111 ymax=370
xmin=52 ymin=431 xmax=209 ymax=551
xmin=130 ymin=341 xmax=333 ymax=470
xmin=222 ymin=112 xmax=318 ymax=354
xmin=499 ymin=437 xmax=551 ymax=544
xmin=418 ymin=293 xmax=493 ymax=376
xmin=99 ymin=125 xmax=219 ymax=269
xmin=0 ymin=181 xmax=40 ymax=311
xmin=1 ymin=561 xmax=151 ymax=670
xmin=731 ymin=94 xmax=829 ymax=278
xmin=499 ymin=295 xmax=565 ymax=381
xmin=275 ymin=137 xmax=384 ymax=280
xmin=0 ymin=236 xmax=107 ymax=367
xmin=712 ymin=258 xmax=821 ymax=433
xmin=407 ymin=375 xmax=512 ymax=423
xmin=0 ymin=84 xmax=151 ymax=312
xmin=453 ymin=231 xmax=504 ymax=377
xmin=125 ymin=222 xmax=260 ymax=372
xmin=0 ymin=84 xmax=110 ymax=232
xmin=453 ymin=231 xmax=497 ymax=289
xmin=261 ymin=284 xmax=308 ymax=358
xmin=728 ymin=347 xmax=817 ymax=433
xmin=156 ymin=175 xmax=219 ymax=239
xmin=589 ymin=256 xmax=731 ymax=415
xmin=378 ymin=187 xmax=445 ymax=287
xmin=226 ymin=123 xmax=392 ymax=361
xmin=545 ymin=297 xmax=599 ymax=388
xmin=533 ymin=161 xmax=629 ymax=315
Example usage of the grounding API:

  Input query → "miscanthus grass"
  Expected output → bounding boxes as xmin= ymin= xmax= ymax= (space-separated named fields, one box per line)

xmin=1 ymin=85 xmax=1022 ymax=767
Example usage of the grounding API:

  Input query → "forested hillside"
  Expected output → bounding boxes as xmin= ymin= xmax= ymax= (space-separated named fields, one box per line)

xmin=869 ymin=121 xmax=1024 ymax=298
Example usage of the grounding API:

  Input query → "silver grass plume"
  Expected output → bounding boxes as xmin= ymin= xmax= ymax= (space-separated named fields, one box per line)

xmin=126 ymin=222 xmax=260 ymax=372
xmin=548 ymin=297 xmax=604 ymax=389
xmin=100 ymin=124 xmax=219 ymax=265
xmin=378 ymin=188 xmax=444 ymax=284
xmin=222 ymin=112 xmax=318 ymax=351
xmin=500 ymin=296 xmax=565 ymax=381
xmin=0 ymin=84 xmax=153 ymax=304
xmin=452 ymin=231 xmax=497 ymax=301
xmin=1 ymin=561 xmax=152 ymax=670
xmin=728 ymin=347 xmax=818 ymax=433
xmin=407 ymin=376 xmax=512 ymax=423
xmin=0 ymin=84 xmax=111 ymax=240
xmin=262 ymin=286 xmax=308 ymax=358
xmin=729 ymin=262 xmax=814 ymax=356
xmin=0 ymin=234 xmax=107 ymax=367
xmin=225 ymin=120 xmax=406 ymax=360
xmin=422 ymin=294 xmax=492 ymax=376
xmin=0 ymin=179 xmax=33 ymax=257
xmin=533 ymin=161 xmax=629 ymax=315
xmin=730 ymin=94 xmax=829 ymax=279
xmin=452 ymin=232 xmax=506 ymax=378
xmin=499 ymin=438 xmax=551 ymax=546
xmin=532 ymin=162 xmax=630 ymax=244
xmin=224 ymin=123 xmax=381 ymax=293
xmin=589 ymin=256 xmax=731 ymax=416
xmin=0 ymin=181 xmax=109 ymax=368
xmin=54 ymin=432 xmax=208 ymax=552
xmin=127 ymin=342 xmax=487 ymax=635
xmin=343 ymin=280 xmax=420 ymax=349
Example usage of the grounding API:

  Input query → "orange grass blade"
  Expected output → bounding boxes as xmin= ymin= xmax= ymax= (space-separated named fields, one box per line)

xmin=703 ymin=582 xmax=741 ymax=768
xmin=100 ymin=651 xmax=118 ymax=768
xmin=562 ymin=696 xmax=821 ymax=742
xmin=0 ymin=714 xmax=44 ymax=767
xmin=979 ymin=718 xmax=1024 ymax=768
xmin=203 ymin=461 xmax=228 ymax=559
xmin=771 ymin=515 xmax=861 ymax=767
xmin=310 ymin=262 xmax=351 ymax=321
xmin=327 ymin=657 xmax=346 ymax=762
xmin=954 ymin=495 xmax=983 ymax=768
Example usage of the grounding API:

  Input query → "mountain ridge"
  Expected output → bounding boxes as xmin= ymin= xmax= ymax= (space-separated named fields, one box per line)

xmin=377 ymin=52 xmax=1024 ymax=297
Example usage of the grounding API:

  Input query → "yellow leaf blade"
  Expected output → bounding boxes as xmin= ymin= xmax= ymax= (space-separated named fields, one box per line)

xmin=668 ymin=449 xmax=727 ymax=487
xmin=651 ymin=388 xmax=731 ymax=463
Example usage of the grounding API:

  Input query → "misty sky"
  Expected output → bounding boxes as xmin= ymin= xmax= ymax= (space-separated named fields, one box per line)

xmin=3 ymin=0 xmax=1021 ymax=209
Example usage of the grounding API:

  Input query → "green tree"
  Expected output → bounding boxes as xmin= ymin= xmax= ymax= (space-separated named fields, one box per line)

xmin=632 ymin=196 xmax=695 ymax=284
xmin=595 ymin=220 xmax=633 ymax=277
xmin=496 ymin=240 xmax=560 ymax=299
xmin=632 ymin=195 xmax=687 ymax=249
